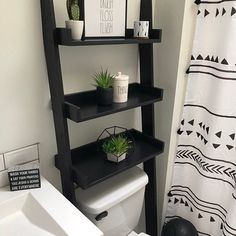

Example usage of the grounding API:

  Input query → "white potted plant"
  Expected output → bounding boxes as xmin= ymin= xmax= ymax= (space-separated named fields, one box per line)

xmin=102 ymin=135 xmax=132 ymax=163
xmin=65 ymin=0 xmax=84 ymax=40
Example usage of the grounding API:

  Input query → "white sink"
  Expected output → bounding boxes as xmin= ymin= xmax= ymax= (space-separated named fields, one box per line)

xmin=0 ymin=193 xmax=67 ymax=236
xmin=0 ymin=177 xmax=103 ymax=236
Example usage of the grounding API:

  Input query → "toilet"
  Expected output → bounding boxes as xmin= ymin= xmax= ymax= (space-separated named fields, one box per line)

xmin=75 ymin=166 xmax=150 ymax=236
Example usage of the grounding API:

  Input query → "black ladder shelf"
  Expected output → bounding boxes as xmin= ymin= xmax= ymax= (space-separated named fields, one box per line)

xmin=40 ymin=0 xmax=164 ymax=235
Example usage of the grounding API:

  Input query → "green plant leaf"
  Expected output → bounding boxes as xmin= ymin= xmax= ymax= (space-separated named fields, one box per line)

xmin=93 ymin=68 xmax=114 ymax=89
xmin=67 ymin=0 xmax=80 ymax=20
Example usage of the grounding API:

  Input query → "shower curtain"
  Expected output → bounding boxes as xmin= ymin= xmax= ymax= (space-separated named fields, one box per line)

xmin=165 ymin=1 xmax=236 ymax=236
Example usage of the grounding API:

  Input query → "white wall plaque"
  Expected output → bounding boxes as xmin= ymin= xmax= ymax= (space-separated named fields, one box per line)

xmin=84 ymin=0 xmax=126 ymax=38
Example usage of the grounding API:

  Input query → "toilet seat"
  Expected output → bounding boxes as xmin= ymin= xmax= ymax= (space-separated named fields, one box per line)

xmin=128 ymin=231 xmax=150 ymax=236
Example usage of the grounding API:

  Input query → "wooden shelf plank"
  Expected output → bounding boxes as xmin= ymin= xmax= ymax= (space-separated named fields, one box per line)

xmin=55 ymin=129 xmax=164 ymax=189
xmin=64 ymin=83 xmax=163 ymax=123
xmin=56 ymin=28 xmax=162 ymax=46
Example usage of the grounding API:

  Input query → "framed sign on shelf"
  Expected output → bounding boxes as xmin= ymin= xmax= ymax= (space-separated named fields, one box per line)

xmin=83 ymin=0 xmax=127 ymax=38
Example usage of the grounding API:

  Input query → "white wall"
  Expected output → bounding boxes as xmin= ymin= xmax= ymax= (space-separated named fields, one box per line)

xmin=154 ymin=0 xmax=197 ymax=232
xmin=0 ymin=1 xmax=55 ymax=179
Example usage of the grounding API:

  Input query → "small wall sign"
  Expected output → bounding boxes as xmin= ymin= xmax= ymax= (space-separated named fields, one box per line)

xmin=84 ymin=0 xmax=127 ymax=38
xmin=8 ymin=164 xmax=41 ymax=191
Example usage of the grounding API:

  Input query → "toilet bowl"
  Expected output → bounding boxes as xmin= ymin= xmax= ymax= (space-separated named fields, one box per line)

xmin=75 ymin=166 xmax=150 ymax=236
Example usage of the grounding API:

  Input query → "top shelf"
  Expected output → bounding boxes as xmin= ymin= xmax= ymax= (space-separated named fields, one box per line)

xmin=56 ymin=28 xmax=162 ymax=46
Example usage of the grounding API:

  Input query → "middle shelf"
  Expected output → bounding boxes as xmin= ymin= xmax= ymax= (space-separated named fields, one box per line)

xmin=64 ymin=83 xmax=163 ymax=123
xmin=55 ymin=129 xmax=164 ymax=189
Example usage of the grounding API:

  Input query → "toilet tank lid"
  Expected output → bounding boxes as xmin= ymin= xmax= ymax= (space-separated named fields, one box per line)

xmin=75 ymin=167 xmax=148 ymax=214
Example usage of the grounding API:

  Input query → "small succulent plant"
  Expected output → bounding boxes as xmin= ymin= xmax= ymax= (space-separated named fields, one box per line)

xmin=67 ymin=0 xmax=80 ymax=21
xmin=102 ymin=135 xmax=132 ymax=156
xmin=93 ymin=68 xmax=114 ymax=89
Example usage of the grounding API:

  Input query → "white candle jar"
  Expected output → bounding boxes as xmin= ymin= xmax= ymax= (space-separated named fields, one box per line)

xmin=134 ymin=21 xmax=149 ymax=38
xmin=113 ymin=72 xmax=129 ymax=103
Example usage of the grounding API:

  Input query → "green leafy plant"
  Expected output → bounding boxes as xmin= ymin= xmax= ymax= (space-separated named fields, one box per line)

xmin=67 ymin=0 xmax=80 ymax=21
xmin=93 ymin=68 xmax=114 ymax=89
xmin=102 ymin=135 xmax=132 ymax=156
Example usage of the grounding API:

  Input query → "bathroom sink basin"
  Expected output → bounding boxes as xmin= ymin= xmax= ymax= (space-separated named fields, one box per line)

xmin=0 ymin=193 xmax=67 ymax=236
xmin=0 ymin=177 xmax=103 ymax=236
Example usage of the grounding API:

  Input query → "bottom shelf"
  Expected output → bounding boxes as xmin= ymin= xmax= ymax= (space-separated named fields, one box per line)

xmin=55 ymin=129 xmax=164 ymax=189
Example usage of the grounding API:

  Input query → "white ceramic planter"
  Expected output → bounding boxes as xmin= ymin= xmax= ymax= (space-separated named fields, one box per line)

xmin=134 ymin=21 xmax=149 ymax=38
xmin=113 ymin=72 xmax=129 ymax=103
xmin=65 ymin=20 xmax=84 ymax=40
xmin=107 ymin=153 xmax=127 ymax=163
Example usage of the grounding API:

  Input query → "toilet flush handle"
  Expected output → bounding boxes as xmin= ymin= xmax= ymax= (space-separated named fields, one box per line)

xmin=95 ymin=211 xmax=108 ymax=221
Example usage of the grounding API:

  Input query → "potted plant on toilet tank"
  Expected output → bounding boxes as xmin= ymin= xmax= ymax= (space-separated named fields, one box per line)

xmin=65 ymin=0 xmax=84 ymax=40
xmin=93 ymin=68 xmax=114 ymax=106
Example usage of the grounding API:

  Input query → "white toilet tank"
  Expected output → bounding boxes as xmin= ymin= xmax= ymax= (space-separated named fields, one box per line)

xmin=75 ymin=167 xmax=148 ymax=236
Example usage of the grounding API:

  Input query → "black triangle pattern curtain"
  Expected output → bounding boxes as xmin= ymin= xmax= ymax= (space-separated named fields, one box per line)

xmin=165 ymin=1 xmax=236 ymax=235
